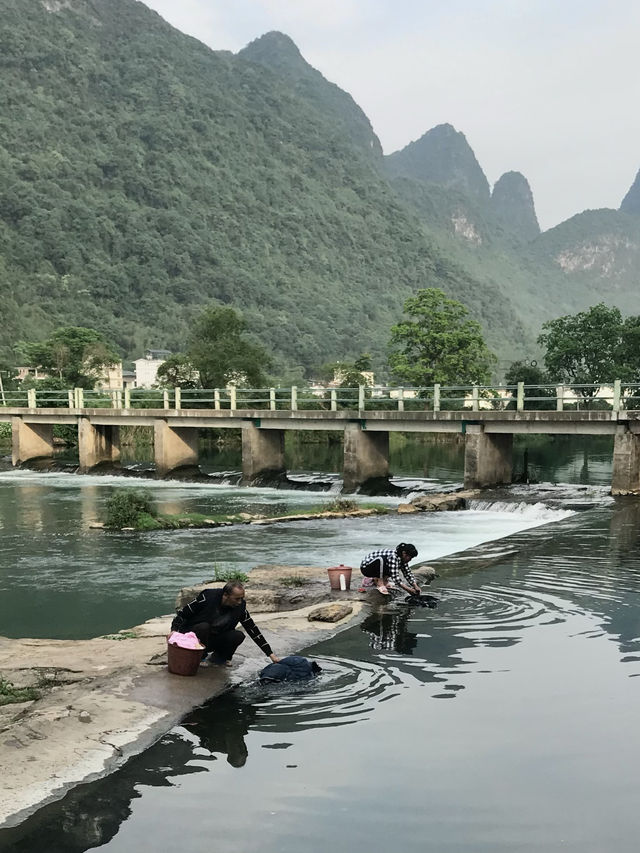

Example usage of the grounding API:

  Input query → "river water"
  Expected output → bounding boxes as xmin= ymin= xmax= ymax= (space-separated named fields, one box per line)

xmin=1 ymin=436 xmax=639 ymax=851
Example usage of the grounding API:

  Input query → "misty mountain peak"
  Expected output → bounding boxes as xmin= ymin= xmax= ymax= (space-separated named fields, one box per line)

xmin=239 ymin=31 xmax=306 ymax=73
xmin=238 ymin=30 xmax=382 ymax=158
xmin=620 ymin=168 xmax=640 ymax=216
xmin=491 ymin=171 xmax=540 ymax=241
xmin=385 ymin=124 xmax=490 ymax=203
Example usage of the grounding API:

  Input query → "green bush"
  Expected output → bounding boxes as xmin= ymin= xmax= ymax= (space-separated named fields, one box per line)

xmin=212 ymin=566 xmax=249 ymax=584
xmin=0 ymin=677 xmax=39 ymax=706
xmin=0 ymin=422 xmax=10 ymax=442
xmin=279 ymin=575 xmax=309 ymax=587
xmin=105 ymin=488 xmax=157 ymax=528
xmin=322 ymin=497 xmax=359 ymax=512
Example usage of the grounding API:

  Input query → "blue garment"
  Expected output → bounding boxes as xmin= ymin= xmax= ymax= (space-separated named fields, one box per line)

xmin=259 ymin=655 xmax=321 ymax=683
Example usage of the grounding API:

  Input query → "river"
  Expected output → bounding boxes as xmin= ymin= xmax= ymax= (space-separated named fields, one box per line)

xmin=1 ymin=435 xmax=639 ymax=852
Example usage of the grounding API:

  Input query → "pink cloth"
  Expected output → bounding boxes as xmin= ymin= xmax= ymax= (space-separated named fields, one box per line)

xmin=168 ymin=631 xmax=205 ymax=650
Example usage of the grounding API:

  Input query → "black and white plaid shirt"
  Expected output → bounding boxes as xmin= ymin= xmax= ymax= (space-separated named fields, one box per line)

xmin=360 ymin=548 xmax=418 ymax=588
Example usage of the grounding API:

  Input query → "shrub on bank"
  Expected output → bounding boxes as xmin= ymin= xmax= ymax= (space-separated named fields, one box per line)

xmin=105 ymin=488 xmax=157 ymax=528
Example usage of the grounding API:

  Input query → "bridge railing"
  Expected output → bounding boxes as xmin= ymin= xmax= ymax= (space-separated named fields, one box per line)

xmin=3 ymin=382 xmax=640 ymax=413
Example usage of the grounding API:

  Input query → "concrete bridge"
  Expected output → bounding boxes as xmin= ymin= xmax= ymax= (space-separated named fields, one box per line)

xmin=2 ymin=382 xmax=640 ymax=493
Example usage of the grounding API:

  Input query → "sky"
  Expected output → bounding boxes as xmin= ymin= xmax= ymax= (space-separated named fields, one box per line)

xmin=142 ymin=0 xmax=640 ymax=231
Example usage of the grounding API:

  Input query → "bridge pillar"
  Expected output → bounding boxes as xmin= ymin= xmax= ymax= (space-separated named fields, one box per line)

xmin=242 ymin=423 xmax=285 ymax=484
xmin=11 ymin=417 xmax=55 ymax=466
xmin=78 ymin=418 xmax=121 ymax=472
xmin=343 ymin=424 xmax=389 ymax=493
xmin=464 ymin=425 xmax=513 ymax=488
xmin=611 ymin=424 xmax=640 ymax=494
xmin=154 ymin=420 xmax=199 ymax=477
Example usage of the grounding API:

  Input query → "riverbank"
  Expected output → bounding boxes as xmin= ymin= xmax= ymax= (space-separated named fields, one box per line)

xmin=0 ymin=562 xmax=437 ymax=829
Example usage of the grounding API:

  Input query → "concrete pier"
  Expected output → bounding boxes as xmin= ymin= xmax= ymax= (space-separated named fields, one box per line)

xmin=11 ymin=418 xmax=55 ymax=466
xmin=153 ymin=421 xmax=199 ymax=477
xmin=241 ymin=423 xmax=285 ymax=484
xmin=611 ymin=424 xmax=640 ymax=494
xmin=78 ymin=419 xmax=120 ymax=472
xmin=463 ymin=424 xmax=513 ymax=488
xmin=343 ymin=424 xmax=389 ymax=493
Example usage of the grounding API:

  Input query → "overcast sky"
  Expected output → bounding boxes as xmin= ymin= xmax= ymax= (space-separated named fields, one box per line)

xmin=143 ymin=0 xmax=640 ymax=231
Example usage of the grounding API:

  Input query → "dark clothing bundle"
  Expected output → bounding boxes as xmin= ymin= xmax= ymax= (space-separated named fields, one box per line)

xmin=171 ymin=588 xmax=273 ymax=658
xmin=259 ymin=655 xmax=322 ymax=683
xmin=399 ymin=593 xmax=438 ymax=609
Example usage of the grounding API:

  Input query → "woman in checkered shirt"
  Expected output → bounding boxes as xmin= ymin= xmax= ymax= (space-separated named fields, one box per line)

xmin=360 ymin=542 xmax=421 ymax=596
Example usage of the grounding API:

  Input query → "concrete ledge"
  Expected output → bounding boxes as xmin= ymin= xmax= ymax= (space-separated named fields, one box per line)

xmin=0 ymin=600 xmax=362 ymax=829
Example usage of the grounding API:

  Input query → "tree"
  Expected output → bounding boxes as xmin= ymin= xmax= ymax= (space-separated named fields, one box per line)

xmin=156 ymin=354 xmax=200 ymax=388
xmin=187 ymin=306 xmax=271 ymax=388
xmin=387 ymin=288 xmax=495 ymax=386
xmin=538 ymin=304 xmax=627 ymax=399
xmin=18 ymin=327 xmax=120 ymax=388
xmin=504 ymin=361 xmax=555 ymax=410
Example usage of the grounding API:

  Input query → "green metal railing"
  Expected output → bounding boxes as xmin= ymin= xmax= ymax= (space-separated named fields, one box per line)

xmin=2 ymin=381 xmax=640 ymax=413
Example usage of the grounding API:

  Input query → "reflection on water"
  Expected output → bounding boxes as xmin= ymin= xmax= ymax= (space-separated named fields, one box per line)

xmin=4 ymin=499 xmax=640 ymax=852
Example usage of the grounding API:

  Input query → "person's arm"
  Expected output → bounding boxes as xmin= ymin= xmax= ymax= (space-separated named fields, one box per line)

xmin=170 ymin=591 xmax=208 ymax=632
xmin=240 ymin=608 xmax=278 ymax=660
xmin=390 ymin=555 xmax=419 ymax=594
xmin=401 ymin=564 xmax=421 ymax=594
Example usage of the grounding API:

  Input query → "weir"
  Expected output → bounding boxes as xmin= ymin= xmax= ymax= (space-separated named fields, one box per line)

xmin=3 ymin=404 xmax=640 ymax=492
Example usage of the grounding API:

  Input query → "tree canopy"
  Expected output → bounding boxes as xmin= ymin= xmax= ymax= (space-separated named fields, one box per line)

xmin=18 ymin=326 xmax=119 ymax=388
xmin=186 ymin=306 xmax=271 ymax=388
xmin=387 ymin=288 xmax=495 ymax=386
xmin=538 ymin=304 xmax=640 ymax=395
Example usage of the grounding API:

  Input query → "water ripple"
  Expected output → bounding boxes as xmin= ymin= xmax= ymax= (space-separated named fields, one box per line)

xmin=237 ymin=656 xmax=402 ymax=731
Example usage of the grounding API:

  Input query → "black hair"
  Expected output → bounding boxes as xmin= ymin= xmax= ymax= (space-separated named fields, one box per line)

xmin=396 ymin=542 xmax=418 ymax=558
xmin=222 ymin=580 xmax=245 ymax=596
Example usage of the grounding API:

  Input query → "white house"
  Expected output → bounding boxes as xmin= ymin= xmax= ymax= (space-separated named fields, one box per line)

xmin=134 ymin=349 xmax=171 ymax=388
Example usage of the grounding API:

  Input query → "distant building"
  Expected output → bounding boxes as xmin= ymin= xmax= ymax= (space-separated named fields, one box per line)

xmin=94 ymin=362 xmax=123 ymax=391
xmin=134 ymin=349 xmax=171 ymax=388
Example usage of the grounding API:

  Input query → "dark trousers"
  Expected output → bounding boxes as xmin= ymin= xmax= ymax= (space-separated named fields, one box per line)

xmin=190 ymin=622 xmax=245 ymax=662
xmin=361 ymin=557 xmax=387 ymax=579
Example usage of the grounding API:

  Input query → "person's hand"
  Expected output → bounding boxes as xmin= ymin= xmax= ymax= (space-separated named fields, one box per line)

xmin=269 ymin=653 xmax=280 ymax=663
xmin=413 ymin=585 xmax=421 ymax=595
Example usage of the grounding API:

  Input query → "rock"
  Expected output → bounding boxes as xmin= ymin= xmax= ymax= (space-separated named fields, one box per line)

xmin=397 ymin=503 xmax=418 ymax=513
xmin=411 ymin=494 xmax=466 ymax=512
xmin=78 ymin=711 xmax=92 ymax=723
xmin=89 ymin=522 xmax=105 ymax=529
xmin=307 ymin=604 xmax=353 ymax=623
xmin=416 ymin=565 xmax=438 ymax=584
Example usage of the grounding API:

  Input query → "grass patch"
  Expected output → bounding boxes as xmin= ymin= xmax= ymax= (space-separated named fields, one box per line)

xmin=0 ymin=676 xmax=40 ymax=706
xmin=105 ymin=488 xmax=157 ymax=528
xmin=322 ymin=497 xmax=359 ymax=512
xmin=212 ymin=566 xmax=250 ymax=584
xmin=278 ymin=575 xmax=310 ymax=587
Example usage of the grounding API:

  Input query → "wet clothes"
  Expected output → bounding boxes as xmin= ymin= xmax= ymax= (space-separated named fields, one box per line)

xmin=259 ymin=656 xmax=322 ymax=683
xmin=399 ymin=593 xmax=438 ymax=609
xmin=360 ymin=548 xmax=418 ymax=588
xmin=171 ymin=588 xmax=273 ymax=658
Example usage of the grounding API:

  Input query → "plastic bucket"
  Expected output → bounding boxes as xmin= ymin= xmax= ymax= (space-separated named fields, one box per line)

xmin=167 ymin=641 xmax=203 ymax=676
xmin=327 ymin=565 xmax=352 ymax=591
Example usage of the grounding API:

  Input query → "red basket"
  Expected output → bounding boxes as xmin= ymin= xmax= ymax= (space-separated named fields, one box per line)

xmin=167 ymin=641 xmax=203 ymax=676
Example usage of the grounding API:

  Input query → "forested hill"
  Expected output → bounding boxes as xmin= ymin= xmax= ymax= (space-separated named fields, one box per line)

xmin=2 ymin=0 xmax=639 ymax=377
xmin=0 ymin=0 xmax=530 ymax=373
